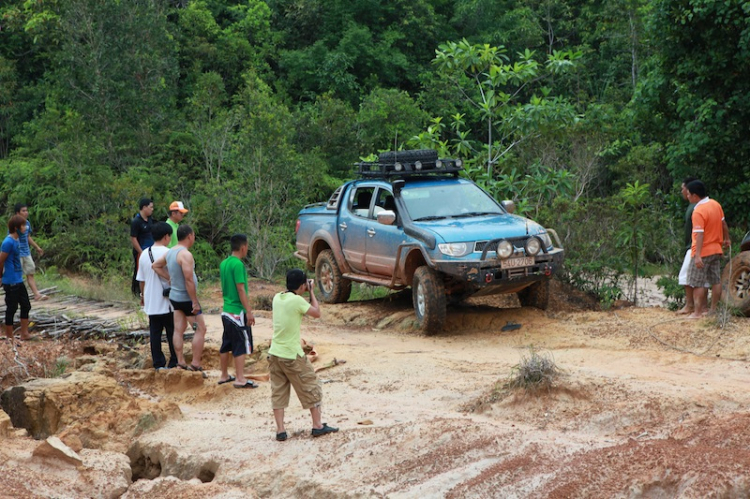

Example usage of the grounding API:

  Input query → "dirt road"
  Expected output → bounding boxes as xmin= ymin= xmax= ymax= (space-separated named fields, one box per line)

xmin=2 ymin=284 xmax=750 ymax=498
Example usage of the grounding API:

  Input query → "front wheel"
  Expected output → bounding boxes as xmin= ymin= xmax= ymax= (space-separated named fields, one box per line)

xmin=315 ymin=250 xmax=351 ymax=303
xmin=412 ymin=266 xmax=446 ymax=334
xmin=518 ymin=281 xmax=549 ymax=310
xmin=722 ymin=252 xmax=750 ymax=315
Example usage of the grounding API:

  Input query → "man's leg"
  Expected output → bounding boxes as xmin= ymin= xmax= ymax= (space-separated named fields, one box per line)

xmin=164 ymin=313 xmax=177 ymax=368
xmin=132 ymin=251 xmax=140 ymax=296
xmin=273 ymin=408 xmax=286 ymax=434
xmin=309 ymin=405 xmax=323 ymax=429
xmin=691 ymin=287 xmax=708 ymax=317
xmin=149 ymin=314 xmax=167 ymax=369
xmin=219 ymin=352 xmax=230 ymax=380
xmin=190 ymin=314 xmax=206 ymax=368
xmin=17 ymin=284 xmax=31 ymax=340
xmin=677 ymin=251 xmax=694 ymax=314
xmin=172 ymin=310 xmax=188 ymax=366
xmin=233 ymin=354 xmax=247 ymax=385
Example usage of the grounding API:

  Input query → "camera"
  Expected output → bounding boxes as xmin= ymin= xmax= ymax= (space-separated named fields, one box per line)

xmin=162 ymin=288 xmax=171 ymax=297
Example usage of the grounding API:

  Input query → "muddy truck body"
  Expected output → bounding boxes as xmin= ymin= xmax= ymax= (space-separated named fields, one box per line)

xmin=294 ymin=149 xmax=565 ymax=333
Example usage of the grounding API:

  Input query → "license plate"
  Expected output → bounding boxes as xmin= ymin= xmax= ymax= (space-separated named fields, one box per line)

xmin=500 ymin=257 xmax=535 ymax=269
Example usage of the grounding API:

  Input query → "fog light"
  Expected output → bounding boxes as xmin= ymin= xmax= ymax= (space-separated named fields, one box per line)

xmin=497 ymin=240 xmax=513 ymax=259
xmin=415 ymin=161 xmax=422 ymax=170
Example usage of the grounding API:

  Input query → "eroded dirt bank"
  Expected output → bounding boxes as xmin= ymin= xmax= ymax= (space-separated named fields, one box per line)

xmin=1 ymin=284 xmax=750 ymax=498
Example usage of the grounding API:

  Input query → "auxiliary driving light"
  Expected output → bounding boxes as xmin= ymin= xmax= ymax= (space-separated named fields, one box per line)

xmin=497 ymin=240 xmax=513 ymax=259
xmin=415 ymin=161 xmax=422 ymax=170
xmin=455 ymin=159 xmax=463 ymax=168
xmin=525 ymin=237 xmax=541 ymax=256
xmin=436 ymin=160 xmax=443 ymax=169
xmin=394 ymin=162 xmax=403 ymax=171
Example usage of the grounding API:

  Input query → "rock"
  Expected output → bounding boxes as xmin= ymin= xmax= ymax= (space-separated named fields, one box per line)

xmin=0 ymin=371 xmax=181 ymax=451
xmin=33 ymin=436 xmax=83 ymax=466
xmin=0 ymin=409 xmax=11 ymax=437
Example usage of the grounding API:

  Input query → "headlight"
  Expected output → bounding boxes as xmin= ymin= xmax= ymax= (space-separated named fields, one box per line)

xmin=525 ymin=237 xmax=541 ymax=256
xmin=497 ymin=240 xmax=513 ymax=259
xmin=438 ymin=242 xmax=472 ymax=257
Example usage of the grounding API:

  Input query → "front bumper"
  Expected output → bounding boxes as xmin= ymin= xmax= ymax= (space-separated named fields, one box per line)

xmin=432 ymin=248 xmax=564 ymax=294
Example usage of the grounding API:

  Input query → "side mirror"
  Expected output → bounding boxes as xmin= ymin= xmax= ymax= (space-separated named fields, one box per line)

xmin=501 ymin=200 xmax=516 ymax=214
xmin=377 ymin=210 xmax=397 ymax=226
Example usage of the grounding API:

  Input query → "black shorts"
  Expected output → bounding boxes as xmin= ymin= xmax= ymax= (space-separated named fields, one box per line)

xmin=170 ymin=300 xmax=202 ymax=316
xmin=220 ymin=315 xmax=253 ymax=357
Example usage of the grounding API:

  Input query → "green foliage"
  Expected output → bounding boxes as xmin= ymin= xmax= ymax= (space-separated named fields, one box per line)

xmin=656 ymin=275 xmax=684 ymax=311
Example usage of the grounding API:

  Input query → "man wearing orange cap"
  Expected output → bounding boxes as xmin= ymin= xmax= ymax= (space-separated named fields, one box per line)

xmin=166 ymin=201 xmax=189 ymax=249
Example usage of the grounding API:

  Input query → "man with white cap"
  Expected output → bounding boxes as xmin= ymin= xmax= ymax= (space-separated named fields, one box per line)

xmin=166 ymin=201 xmax=189 ymax=249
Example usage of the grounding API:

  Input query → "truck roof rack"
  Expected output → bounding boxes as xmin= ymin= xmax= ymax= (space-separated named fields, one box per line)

xmin=356 ymin=149 xmax=464 ymax=178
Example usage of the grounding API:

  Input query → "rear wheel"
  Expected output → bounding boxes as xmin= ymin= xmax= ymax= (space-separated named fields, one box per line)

xmin=315 ymin=250 xmax=351 ymax=304
xmin=412 ymin=266 xmax=446 ymax=334
xmin=518 ymin=281 xmax=550 ymax=310
xmin=722 ymin=252 xmax=750 ymax=315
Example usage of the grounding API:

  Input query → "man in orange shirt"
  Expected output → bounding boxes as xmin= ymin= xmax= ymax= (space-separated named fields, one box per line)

xmin=685 ymin=180 xmax=730 ymax=318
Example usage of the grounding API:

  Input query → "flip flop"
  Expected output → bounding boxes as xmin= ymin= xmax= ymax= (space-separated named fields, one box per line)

xmin=217 ymin=375 xmax=236 ymax=385
xmin=186 ymin=364 xmax=204 ymax=372
xmin=233 ymin=381 xmax=258 ymax=389
xmin=501 ymin=321 xmax=522 ymax=332
xmin=176 ymin=364 xmax=188 ymax=370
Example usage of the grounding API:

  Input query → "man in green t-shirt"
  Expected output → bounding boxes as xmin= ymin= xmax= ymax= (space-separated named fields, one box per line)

xmin=218 ymin=234 xmax=257 ymax=388
xmin=269 ymin=268 xmax=338 ymax=441
xmin=166 ymin=201 xmax=189 ymax=248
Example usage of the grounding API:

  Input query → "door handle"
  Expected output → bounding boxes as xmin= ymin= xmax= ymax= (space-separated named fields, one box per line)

xmin=339 ymin=222 xmax=347 ymax=231
xmin=367 ymin=228 xmax=376 ymax=237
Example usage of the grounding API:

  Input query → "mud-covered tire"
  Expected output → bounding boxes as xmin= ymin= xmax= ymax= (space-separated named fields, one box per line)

xmin=721 ymin=252 xmax=750 ymax=315
xmin=378 ymin=149 xmax=438 ymax=164
xmin=315 ymin=250 xmax=351 ymax=304
xmin=412 ymin=266 xmax=446 ymax=334
xmin=518 ymin=280 xmax=550 ymax=310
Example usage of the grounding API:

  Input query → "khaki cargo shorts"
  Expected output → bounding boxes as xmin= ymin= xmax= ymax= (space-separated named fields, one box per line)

xmin=269 ymin=354 xmax=322 ymax=410
xmin=21 ymin=256 xmax=36 ymax=275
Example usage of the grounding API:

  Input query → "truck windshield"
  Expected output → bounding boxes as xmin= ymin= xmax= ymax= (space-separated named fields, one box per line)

xmin=402 ymin=183 xmax=504 ymax=221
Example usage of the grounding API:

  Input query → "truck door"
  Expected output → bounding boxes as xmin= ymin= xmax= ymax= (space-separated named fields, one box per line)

xmin=338 ymin=186 xmax=374 ymax=273
xmin=365 ymin=187 xmax=404 ymax=277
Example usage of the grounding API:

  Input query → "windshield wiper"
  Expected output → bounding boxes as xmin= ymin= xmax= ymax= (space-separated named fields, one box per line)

xmin=452 ymin=211 xmax=503 ymax=218
xmin=413 ymin=215 xmax=448 ymax=221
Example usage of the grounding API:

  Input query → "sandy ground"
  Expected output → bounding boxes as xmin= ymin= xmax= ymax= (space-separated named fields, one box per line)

xmin=2 ymin=280 xmax=750 ymax=498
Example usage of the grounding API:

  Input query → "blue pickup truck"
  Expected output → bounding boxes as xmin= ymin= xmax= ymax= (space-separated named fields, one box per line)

xmin=294 ymin=149 xmax=564 ymax=333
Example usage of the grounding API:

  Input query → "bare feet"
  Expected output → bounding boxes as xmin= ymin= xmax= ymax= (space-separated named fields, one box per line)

xmin=676 ymin=306 xmax=694 ymax=315
xmin=34 ymin=294 xmax=49 ymax=301
xmin=687 ymin=311 xmax=708 ymax=319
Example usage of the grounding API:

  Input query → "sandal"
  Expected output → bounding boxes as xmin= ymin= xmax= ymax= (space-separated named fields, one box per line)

xmin=276 ymin=431 xmax=288 ymax=442
xmin=217 ymin=375 xmax=236 ymax=385
xmin=186 ymin=364 xmax=204 ymax=372
xmin=233 ymin=381 xmax=258 ymax=389
xmin=176 ymin=364 xmax=188 ymax=370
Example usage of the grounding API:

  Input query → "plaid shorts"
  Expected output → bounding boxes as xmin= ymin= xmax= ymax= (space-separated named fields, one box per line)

xmin=687 ymin=254 xmax=722 ymax=287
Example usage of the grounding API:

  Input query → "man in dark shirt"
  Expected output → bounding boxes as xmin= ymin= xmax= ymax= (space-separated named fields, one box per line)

xmin=676 ymin=177 xmax=697 ymax=315
xmin=130 ymin=198 xmax=154 ymax=296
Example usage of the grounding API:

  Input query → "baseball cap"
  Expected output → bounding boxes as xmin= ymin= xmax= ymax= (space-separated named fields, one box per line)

xmin=169 ymin=201 xmax=189 ymax=213
xmin=286 ymin=269 xmax=307 ymax=291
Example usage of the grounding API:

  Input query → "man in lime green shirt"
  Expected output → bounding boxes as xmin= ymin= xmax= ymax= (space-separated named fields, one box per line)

xmin=269 ymin=269 xmax=338 ymax=441
xmin=166 ymin=201 xmax=188 ymax=248
xmin=218 ymin=234 xmax=257 ymax=388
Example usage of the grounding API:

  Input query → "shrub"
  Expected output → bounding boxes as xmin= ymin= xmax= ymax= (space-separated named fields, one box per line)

xmin=507 ymin=349 xmax=560 ymax=393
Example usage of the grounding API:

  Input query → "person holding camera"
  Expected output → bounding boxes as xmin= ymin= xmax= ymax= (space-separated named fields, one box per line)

xmin=269 ymin=269 xmax=338 ymax=441
xmin=136 ymin=222 xmax=178 ymax=370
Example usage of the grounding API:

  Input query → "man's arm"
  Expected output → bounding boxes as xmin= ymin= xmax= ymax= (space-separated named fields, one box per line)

xmin=0 ymin=251 xmax=7 ymax=280
xmin=722 ymin=219 xmax=731 ymax=248
xmin=152 ymin=255 xmax=170 ymax=282
xmin=694 ymin=232 xmax=705 ymax=268
xmin=130 ymin=236 xmax=142 ymax=253
xmin=305 ymin=280 xmax=321 ymax=318
xmin=139 ymin=281 xmax=145 ymax=306
xmin=236 ymin=283 xmax=255 ymax=325
xmin=180 ymin=252 xmax=200 ymax=313
xmin=27 ymin=234 xmax=43 ymax=255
